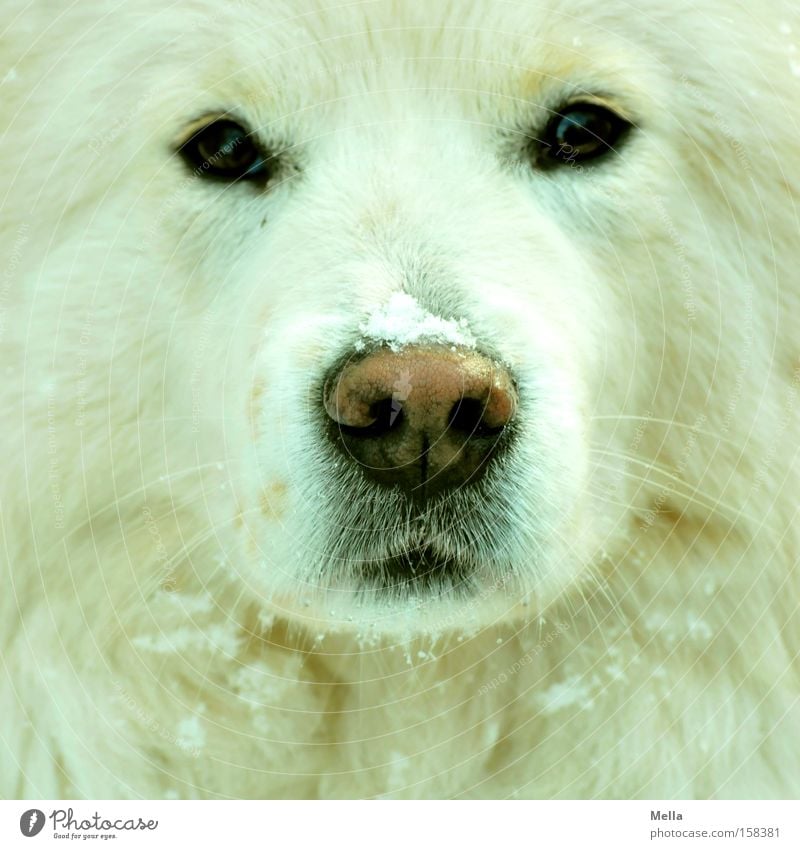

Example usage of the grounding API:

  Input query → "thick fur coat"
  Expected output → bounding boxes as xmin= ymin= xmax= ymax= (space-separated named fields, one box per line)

xmin=1 ymin=0 xmax=799 ymax=798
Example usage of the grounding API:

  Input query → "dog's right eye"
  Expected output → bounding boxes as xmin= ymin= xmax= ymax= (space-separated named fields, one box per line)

xmin=178 ymin=119 xmax=271 ymax=183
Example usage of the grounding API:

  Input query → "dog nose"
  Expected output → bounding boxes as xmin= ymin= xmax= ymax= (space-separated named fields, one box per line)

xmin=324 ymin=345 xmax=517 ymax=498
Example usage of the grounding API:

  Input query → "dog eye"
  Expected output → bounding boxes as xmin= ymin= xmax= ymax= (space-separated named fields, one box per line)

xmin=179 ymin=119 xmax=271 ymax=182
xmin=538 ymin=102 xmax=631 ymax=166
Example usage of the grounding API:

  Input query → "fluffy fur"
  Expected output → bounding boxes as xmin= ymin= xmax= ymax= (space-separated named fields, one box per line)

xmin=1 ymin=0 xmax=799 ymax=798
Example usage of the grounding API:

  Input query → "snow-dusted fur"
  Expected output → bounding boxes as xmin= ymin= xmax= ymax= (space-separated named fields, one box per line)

xmin=1 ymin=0 xmax=799 ymax=799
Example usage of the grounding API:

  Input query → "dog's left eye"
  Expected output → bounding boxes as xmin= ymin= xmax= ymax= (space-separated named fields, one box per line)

xmin=537 ymin=102 xmax=631 ymax=166
xmin=179 ymin=119 xmax=271 ymax=183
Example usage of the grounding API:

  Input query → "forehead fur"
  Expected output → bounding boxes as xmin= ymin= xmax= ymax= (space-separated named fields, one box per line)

xmin=3 ymin=0 xmax=795 ymax=232
xmin=3 ymin=0 xmax=792 ymax=122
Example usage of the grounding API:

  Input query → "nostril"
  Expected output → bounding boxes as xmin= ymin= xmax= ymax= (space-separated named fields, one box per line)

xmin=448 ymin=397 xmax=506 ymax=437
xmin=339 ymin=396 xmax=404 ymax=437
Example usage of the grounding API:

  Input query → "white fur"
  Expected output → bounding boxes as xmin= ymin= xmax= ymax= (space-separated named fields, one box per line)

xmin=1 ymin=0 xmax=799 ymax=798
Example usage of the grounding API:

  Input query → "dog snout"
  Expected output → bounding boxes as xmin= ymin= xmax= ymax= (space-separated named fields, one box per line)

xmin=324 ymin=345 xmax=517 ymax=498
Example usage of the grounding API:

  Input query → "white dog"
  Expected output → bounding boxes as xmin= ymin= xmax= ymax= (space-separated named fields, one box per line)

xmin=1 ymin=0 xmax=798 ymax=798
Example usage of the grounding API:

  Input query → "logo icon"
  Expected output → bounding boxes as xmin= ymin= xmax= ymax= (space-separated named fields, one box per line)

xmin=19 ymin=809 xmax=45 ymax=837
xmin=390 ymin=370 xmax=413 ymax=426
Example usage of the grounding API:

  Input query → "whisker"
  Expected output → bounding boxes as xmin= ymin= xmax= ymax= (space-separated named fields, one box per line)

xmin=587 ymin=445 xmax=677 ymax=476
xmin=586 ymin=460 xmax=777 ymax=531
xmin=589 ymin=415 xmax=740 ymax=448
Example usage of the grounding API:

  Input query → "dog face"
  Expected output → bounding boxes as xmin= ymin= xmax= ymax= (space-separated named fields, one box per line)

xmin=6 ymin=0 xmax=790 ymax=632
xmin=173 ymin=5 xmax=640 ymax=628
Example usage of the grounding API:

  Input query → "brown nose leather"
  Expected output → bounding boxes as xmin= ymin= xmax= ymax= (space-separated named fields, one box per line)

xmin=324 ymin=345 xmax=517 ymax=498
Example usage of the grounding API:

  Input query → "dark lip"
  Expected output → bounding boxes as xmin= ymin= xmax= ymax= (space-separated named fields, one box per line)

xmin=356 ymin=544 xmax=475 ymax=593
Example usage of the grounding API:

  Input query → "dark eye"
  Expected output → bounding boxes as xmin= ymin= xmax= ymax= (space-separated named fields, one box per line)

xmin=537 ymin=102 xmax=631 ymax=166
xmin=179 ymin=119 xmax=271 ymax=183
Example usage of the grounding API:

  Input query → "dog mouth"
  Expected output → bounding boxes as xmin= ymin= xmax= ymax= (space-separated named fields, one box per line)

xmin=354 ymin=541 xmax=478 ymax=595
xmin=311 ymin=441 xmax=519 ymax=600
